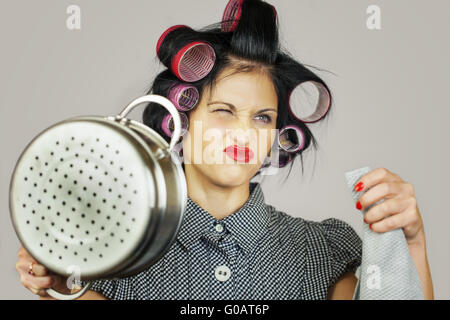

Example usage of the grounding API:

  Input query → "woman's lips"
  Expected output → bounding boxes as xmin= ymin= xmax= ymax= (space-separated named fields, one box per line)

xmin=224 ymin=145 xmax=254 ymax=163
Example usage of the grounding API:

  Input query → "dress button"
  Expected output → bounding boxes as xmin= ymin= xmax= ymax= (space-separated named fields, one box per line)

xmin=215 ymin=223 xmax=224 ymax=233
xmin=214 ymin=265 xmax=231 ymax=282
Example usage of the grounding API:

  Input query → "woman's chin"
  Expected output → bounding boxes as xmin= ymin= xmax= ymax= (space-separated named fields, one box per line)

xmin=206 ymin=163 xmax=258 ymax=185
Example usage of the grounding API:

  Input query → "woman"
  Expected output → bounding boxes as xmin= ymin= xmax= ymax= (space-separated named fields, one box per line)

xmin=15 ymin=0 xmax=433 ymax=299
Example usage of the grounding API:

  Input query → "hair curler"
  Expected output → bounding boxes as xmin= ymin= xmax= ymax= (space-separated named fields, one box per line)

xmin=161 ymin=112 xmax=189 ymax=138
xmin=156 ymin=25 xmax=189 ymax=54
xmin=278 ymin=125 xmax=305 ymax=152
xmin=287 ymin=80 xmax=331 ymax=123
xmin=167 ymin=83 xmax=199 ymax=112
xmin=270 ymin=148 xmax=293 ymax=168
xmin=156 ymin=25 xmax=216 ymax=82
xmin=221 ymin=0 xmax=277 ymax=32
xmin=172 ymin=136 xmax=184 ymax=163
xmin=221 ymin=0 xmax=243 ymax=32
xmin=261 ymin=141 xmax=293 ymax=170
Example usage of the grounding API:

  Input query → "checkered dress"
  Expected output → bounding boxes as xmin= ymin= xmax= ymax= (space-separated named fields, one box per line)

xmin=81 ymin=182 xmax=362 ymax=299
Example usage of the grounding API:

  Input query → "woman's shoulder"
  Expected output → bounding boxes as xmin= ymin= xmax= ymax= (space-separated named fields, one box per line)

xmin=267 ymin=205 xmax=362 ymax=261
xmin=267 ymin=204 xmax=359 ymax=240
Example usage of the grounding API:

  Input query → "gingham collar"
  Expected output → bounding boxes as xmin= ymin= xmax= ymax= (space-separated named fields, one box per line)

xmin=176 ymin=182 xmax=271 ymax=255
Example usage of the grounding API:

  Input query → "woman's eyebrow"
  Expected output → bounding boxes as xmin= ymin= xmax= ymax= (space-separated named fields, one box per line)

xmin=207 ymin=101 xmax=277 ymax=113
xmin=257 ymin=108 xmax=278 ymax=114
xmin=207 ymin=101 xmax=236 ymax=110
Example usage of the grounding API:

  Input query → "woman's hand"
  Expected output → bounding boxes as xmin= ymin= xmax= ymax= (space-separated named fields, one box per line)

xmin=354 ymin=167 xmax=426 ymax=248
xmin=354 ymin=167 xmax=434 ymax=299
xmin=15 ymin=245 xmax=70 ymax=297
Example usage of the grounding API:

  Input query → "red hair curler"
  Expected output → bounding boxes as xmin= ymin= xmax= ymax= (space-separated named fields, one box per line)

xmin=287 ymin=80 xmax=331 ymax=123
xmin=156 ymin=25 xmax=216 ymax=82
xmin=221 ymin=0 xmax=244 ymax=32
xmin=156 ymin=25 xmax=189 ymax=54
xmin=221 ymin=0 xmax=277 ymax=32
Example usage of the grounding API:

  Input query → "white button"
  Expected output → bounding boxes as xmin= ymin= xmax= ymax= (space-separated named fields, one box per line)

xmin=214 ymin=265 xmax=231 ymax=282
xmin=215 ymin=224 xmax=224 ymax=233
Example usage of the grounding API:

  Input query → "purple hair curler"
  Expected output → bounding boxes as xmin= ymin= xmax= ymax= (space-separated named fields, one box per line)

xmin=278 ymin=125 xmax=305 ymax=152
xmin=261 ymin=142 xmax=293 ymax=170
xmin=287 ymin=80 xmax=331 ymax=123
xmin=172 ymin=136 xmax=184 ymax=162
xmin=269 ymin=148 xmax=293 ymax=168
xmin=221 ymin=0 xmax=277 ymax=32
xmin=156 ymin=25 xmax=216 ymax=82
xmin=167 ymin=83 xmax=200 ymax=111
xmin=162 ymin=112 xmax=189 ymax=138
xmin=278 ymin=149 xmax=293 ymax=168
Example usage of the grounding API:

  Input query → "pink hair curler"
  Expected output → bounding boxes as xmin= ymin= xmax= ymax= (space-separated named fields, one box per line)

xmin=156 ymin=25 xmax=216 ymax=82
xmin=278 ymin=125 xmax=305 ymax=152
xmin=221 ymin=0 xmax=277 ymax=32
xmin=162 ymin=112 xmax=189 ymax=138
xmin=287 ymin=80 xmax=331 ymax=123
xmin=167 ymin=84 xmax=199 ymax=112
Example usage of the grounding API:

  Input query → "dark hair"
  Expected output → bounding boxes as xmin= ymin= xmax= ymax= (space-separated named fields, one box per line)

xmin=142 ymin=0 xmax=334 ymax=183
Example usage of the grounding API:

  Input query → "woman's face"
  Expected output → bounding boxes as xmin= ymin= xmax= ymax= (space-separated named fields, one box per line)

xmin=182 ymin=67 xmax=278 ymax=187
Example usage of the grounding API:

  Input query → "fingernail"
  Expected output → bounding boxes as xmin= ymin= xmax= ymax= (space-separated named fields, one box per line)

xmin=369 ymin=224 xmax=372 ymax=230
xmin=355 ymin=182 xmax=364 ymax=192
xmin=356 ymin=201 xmax=362 ymax=210
xmin=363 ymin=217 xmax=368 ymax=224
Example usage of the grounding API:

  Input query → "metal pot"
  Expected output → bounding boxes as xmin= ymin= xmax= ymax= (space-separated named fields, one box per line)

xmin=9 ymin=95 xmax=187 ymax=299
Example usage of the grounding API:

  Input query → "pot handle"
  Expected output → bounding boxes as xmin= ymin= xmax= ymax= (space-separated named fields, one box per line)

xmin=46 ymin=281 xmax=92 ymax=300
xmin=117 ymin=94 xmax=181 ymax=153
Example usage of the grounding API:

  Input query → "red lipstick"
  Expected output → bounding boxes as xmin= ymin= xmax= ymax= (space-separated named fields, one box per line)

xmin=224 ymin=145 xmax=254 ymax=163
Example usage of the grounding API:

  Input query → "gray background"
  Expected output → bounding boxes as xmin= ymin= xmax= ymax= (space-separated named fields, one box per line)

xmin=0 ymin=0 xmax=448 ymax=299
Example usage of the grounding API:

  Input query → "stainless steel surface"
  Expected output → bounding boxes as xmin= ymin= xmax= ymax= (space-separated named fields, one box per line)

xmin=9 ymin=94 xmax=187 ymax=299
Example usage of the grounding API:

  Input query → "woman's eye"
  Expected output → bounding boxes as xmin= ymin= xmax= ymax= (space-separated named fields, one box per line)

xmin=255 ymin=114 xmax=272 ymax=123
xmin=215 ymin=109 xmax=232 ymax=113
xmin=213 ymin=109 xmax=272 ymax=123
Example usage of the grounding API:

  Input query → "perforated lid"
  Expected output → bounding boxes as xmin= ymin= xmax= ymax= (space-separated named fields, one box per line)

xmin=10 ymin=117 xmax=157 ymax=279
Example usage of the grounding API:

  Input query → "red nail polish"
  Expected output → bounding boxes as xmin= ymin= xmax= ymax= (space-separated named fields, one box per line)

xmin=355 ymin=182 xmax=364 ymax=192
xmin=369 ymin=224 xmax=372 ymax=230
xmin=363 ymin=217 xmax=367 ymax=224
xmin=356 ymin=201 xmax=362 ymax=210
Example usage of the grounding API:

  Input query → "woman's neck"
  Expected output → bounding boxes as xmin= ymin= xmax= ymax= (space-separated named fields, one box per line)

xmin=184 ymin=165 xmax=250 ymax=220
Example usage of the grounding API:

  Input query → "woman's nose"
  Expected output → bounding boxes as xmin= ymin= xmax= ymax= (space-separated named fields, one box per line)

xmin=230 ymin=119 xmax=253 ymax=146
